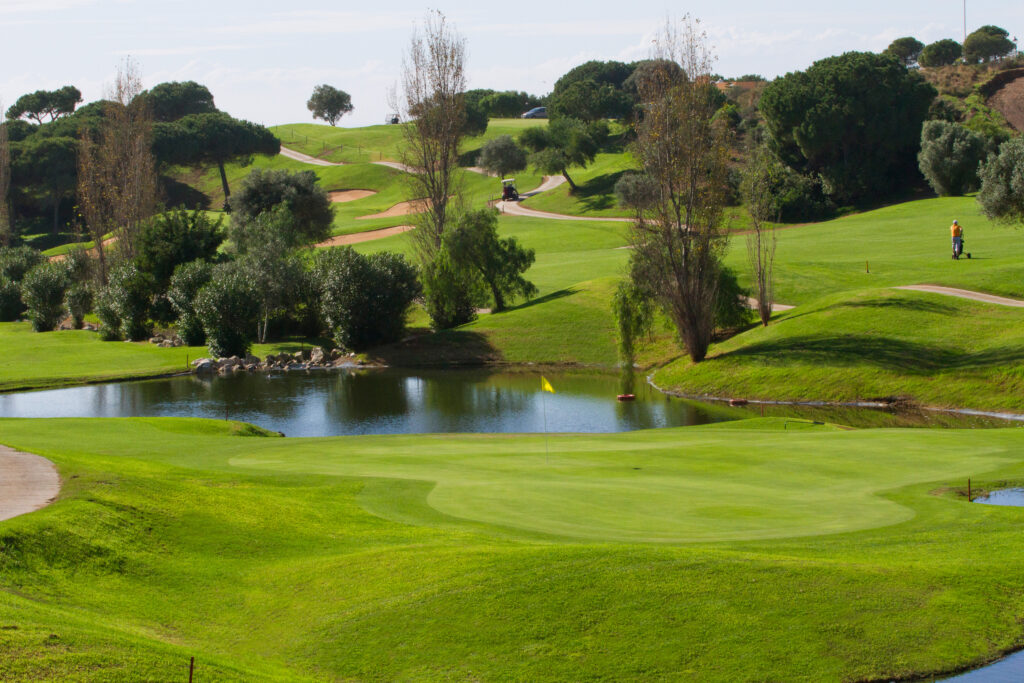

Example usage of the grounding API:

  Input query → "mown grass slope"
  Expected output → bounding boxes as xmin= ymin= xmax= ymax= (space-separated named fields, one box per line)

xmin=654 ymin=287 xmax=1024 ymax=411
xmin=3 ymin=417 xmax=1024 ymax=680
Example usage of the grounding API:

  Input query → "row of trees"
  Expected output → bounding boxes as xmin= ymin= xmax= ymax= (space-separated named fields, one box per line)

xmin=0 ymin=71 xmax=279 ymax=240
xmin=884 ymin=26 xmax=1017 ymax=68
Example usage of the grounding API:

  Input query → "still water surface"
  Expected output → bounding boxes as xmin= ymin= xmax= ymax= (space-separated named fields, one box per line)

xmin=0 ymin=368 xmax=1018 ymax=437
xmin=0 ymin=369 xmax=734 ymax=436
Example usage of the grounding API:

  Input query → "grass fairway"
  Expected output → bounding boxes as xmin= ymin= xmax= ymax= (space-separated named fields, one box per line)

xmin=655 ymin=287 xmax=1024 ymax=412
xmin=271 ymin=119 xmax=547 ymax=164
xmin=0 ymin=322 xmax=325 ymax=393
xmin=3 ymin=417 xmax=1024 ymax=680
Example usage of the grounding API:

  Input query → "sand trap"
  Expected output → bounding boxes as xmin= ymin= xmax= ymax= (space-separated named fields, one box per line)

xmin=357 ymin=199 xmax=438 ymax=220
xmin=316 ymin=225 xmax=415 ymax=247
xmin=329 ymin=190 xmax=377 ymax=203
xmin=0 ymin=445 xmax=61 ymax=522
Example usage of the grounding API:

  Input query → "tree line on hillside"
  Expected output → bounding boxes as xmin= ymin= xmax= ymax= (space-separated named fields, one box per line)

xmin=0 ymin=158 xmax=539 ymax=358
xmin=0 ymin=69 xmax=278 ymax=246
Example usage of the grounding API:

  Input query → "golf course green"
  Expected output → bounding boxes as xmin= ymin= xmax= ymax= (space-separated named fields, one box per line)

xmin=3 ymin=417 xmax=1024 ymax=681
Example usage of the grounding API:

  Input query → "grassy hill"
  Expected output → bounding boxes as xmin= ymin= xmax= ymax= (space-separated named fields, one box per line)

xmin=4 ymin=417 xmax=1024 ymax=680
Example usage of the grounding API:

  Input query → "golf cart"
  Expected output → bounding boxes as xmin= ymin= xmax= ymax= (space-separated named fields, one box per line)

xmin=501 ymin=178 xmax=519 ymax=201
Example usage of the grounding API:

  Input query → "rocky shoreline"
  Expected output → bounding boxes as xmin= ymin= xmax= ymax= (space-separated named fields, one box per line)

xmin=191 ymin=346 xmax=373 ymax=376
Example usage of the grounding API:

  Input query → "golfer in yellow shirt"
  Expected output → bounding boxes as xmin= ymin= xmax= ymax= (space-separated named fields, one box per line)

xmin=951 ymin=220 xmax=963 ymax=259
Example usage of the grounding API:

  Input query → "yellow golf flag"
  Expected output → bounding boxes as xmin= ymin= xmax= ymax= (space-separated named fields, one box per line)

xmin=541 ymin=376 xmax=555 ymax=394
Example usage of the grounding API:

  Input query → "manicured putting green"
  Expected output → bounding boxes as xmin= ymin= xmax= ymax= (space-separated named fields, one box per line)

xmin=227 ymin=422 xmax=1019 ymax=542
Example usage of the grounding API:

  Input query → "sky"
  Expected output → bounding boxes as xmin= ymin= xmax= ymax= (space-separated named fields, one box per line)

xmin=1 ymin=0 xmax=1021 ymax=128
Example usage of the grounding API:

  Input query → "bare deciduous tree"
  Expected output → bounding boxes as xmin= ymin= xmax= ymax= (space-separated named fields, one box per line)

xmin=0 ymin=104 xmax=11 ymax=246
xmin=626 ymin=16 xmax=732 ymax=362
xmin=78 ymin=58 xmax=157 ymax=281
xmin=398 ymin=10 xmax=467 ymax=258
xmin=742 ymin=146 xmax=778 ymax=327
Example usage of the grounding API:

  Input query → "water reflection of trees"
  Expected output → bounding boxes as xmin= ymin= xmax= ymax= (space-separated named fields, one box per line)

xmin=325 ymin=370 xmax=410 ymax=423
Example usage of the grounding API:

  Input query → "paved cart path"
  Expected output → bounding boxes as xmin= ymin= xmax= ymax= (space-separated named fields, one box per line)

xmin=0 ymin=445 xmax=60 ymax=522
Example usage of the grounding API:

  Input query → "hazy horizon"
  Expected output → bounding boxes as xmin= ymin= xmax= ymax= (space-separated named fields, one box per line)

xmin=1 ymin=0 xmax=1020 ymax=128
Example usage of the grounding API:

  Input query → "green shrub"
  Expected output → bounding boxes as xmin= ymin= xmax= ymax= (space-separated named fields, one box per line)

xmin=978 ymin=137 xmax=1024 ymax=225
xmin=715 ymin=266 xmax=752 ymax=332
xmin=917 ymin=121 xmax=988 ymax=196
xmin=167 ymin=260 xmax=214 ymax=346
xmin=100 ymin=262 xmax=155 ymax=341
xmin=0 ymin=245 xmax=45 ymax=282
xmin=64 ymin=284 xmax=93 ymax=329
xmin=20 ymin=262 xmax=69 ymax=332
xmin=228 ymin=169 xmax=333 ymax=249
xmin=0 ymin=277 xmax=23 ymax=321
xmin=421 ymin=249 xmax=478 ymax=330
xmin=135 ymin=208 xmax=224 ymax=287
xmin=94 ymin=295 xmax=121 ymax=341
xmin=314 ymin=248 xmax=420 ymax=350
xmin=194 ymin=263 xmax=259 ymax=358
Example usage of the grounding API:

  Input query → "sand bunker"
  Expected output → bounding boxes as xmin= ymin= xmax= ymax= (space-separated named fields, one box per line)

xmin=357 ymin=199 xmax=433 ymax=220
xmin=316 ymin=226 xmax=415 ymax=247
xmin=328 ymin=190 xmax=377 ymax=203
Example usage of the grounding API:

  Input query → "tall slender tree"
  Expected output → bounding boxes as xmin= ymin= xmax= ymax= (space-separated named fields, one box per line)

xmin=398 ymin=11 xmax=475 ymax=329
xmin=625 ymin=16 xmax=732 ymax=363
xmin=400 ymin=10 xmax=467 ymax=255
xmin=741 ymin=146 xmax=779 ymax=327
xmin=78 ymin=59 xmax=158 ymax=281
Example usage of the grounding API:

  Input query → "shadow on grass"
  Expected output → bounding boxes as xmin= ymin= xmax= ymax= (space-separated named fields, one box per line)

xmin=497 ymin=288 xmax=578 ymax=314
xmin=568 ymin=171 xmax=627 ymax=212
xmin=838 ymin=297 xmax=960 ymax=315
xmin=720 ymin=334 xmax=1024 ymax=374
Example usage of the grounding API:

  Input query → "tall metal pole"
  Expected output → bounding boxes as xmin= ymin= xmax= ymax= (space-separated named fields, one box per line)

xmin=963 ymin=0 xmax=967 ymax=45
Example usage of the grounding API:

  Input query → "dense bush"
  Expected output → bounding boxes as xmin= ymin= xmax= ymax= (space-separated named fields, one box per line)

xmin=963 ymin=26 xmax=1014 ymax=64
xmin=228 ymin=169 xmax=333 ymax=248
xmin=761 ymin=52 xmax=936 ymax=204
xmin=421 ymin=249 xmax=478 ymax=330
xmin=714 ymin=267 xmax=752 ymax=332
xmin=919 ymin=39 xmax=962 ymax=67
xmin=98 ymin=263 xmax=155 ymax=341
xmin=883 ymin=37 xmax=925 ymax=67
xmin=443 ymin=209 xmax=536 ymax=312
xmin=477 ymin=135 xmax=527 ymax=179
xmin=978 ymin=137 xmax=1024 ymax=225
xmin=314 ymin=248 xmax=420 ymax=350
xmin=0 ymin=278 xmax=24 ymax=321
xmin=0 ymin=245 xmax=45 ymax=282
xmin=135 ymin=209 xmax=224 ymax=287
xmin=614 ymin=172 xmax=658 ymax=212
xmin=20 ymin=261 xmax=69 ymax=332
xmin=64 ymin=284 xmax=92 ymax=329
xmin=917 ymin=121 xmax=988 ymax=196
xmin=167 ymin=260 xmax=214 ymax=346
xmin=194 ymin=263 xmax=259 ymax=358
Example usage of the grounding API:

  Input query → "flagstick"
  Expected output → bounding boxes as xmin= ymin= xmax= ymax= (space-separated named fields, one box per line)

xmin=541 ymin=389 xmax=549 ymax=465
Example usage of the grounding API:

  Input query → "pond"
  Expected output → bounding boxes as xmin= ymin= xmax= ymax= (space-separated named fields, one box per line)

xmin=973 ymin=488 xmax=1024 ymax=507
xmin=939 ymin=649 xmax=1024 ymax=681
xmin=0 ymin=368 xmax=1019 ymax=437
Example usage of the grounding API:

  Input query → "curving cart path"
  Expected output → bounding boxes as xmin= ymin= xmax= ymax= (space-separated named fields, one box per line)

xmin=279 ymin=146 xmax=344 ymax=166
xmin=0 ymin=445 xmax=61 ymax=522
xmin=895 ymin=285 xmax=1024 ymax=308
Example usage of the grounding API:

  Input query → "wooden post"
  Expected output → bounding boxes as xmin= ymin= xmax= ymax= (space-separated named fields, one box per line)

xmin=189 ymin=656 xmax=194 ymax=683
xmin=968 ymin=478 xmax=972 ymax=502
xmin=866 ymin=260 xmax=869 ymax=274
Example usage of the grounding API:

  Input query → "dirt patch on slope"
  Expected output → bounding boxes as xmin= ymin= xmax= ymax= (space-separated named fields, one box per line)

xmin=328 ymin=190 xmax=376 ymax=203
xmin=316 ymin=226 xmax=415 ymax=247
xmin=989 ymin=76 xmax=1024 ymax=132
xmin=357 ymin=198 xmax=448 ymax=220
